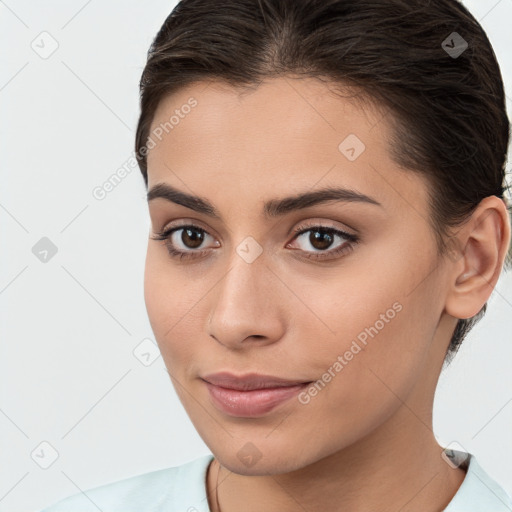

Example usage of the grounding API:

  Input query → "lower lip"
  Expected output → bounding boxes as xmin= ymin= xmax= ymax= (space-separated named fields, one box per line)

xmin=204 ymin=381 xmax=312 ymax=417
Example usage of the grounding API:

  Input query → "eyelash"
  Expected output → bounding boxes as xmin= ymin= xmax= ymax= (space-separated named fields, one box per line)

xmin=150 ymin=222 xmax=360 ymax=262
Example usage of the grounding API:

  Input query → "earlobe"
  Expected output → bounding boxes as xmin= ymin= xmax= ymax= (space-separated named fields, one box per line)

xmin=445 ymin=195 xmax=511 ymax=320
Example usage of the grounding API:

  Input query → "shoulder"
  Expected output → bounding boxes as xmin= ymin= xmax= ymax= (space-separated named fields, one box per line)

xmin=37 ymin=454 xmax=214 ymax=512
xmin=444 ymin=450 xmax=512 ymax=511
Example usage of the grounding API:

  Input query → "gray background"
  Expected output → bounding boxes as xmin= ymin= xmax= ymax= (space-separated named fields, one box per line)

xmin=1 ymin=1 xmax=511 ymax=511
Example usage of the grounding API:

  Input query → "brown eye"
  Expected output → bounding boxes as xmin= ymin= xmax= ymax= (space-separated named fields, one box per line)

xmin=150 ymin=224 xmax=218 ymax=260
xmin=180 ymin=227 xmax=206 ymax=249
xmin=306 ymin=230 xmax=335 ymax=251
xmin=288 ymin=224 xmax=359 ymax=261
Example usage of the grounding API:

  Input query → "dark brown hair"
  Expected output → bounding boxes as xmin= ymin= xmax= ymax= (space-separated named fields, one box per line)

xmin=135 ymin=0 xmax=512 ymax=363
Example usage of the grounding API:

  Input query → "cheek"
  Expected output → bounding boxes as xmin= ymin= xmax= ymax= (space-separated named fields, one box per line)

xmin=143 ymin=247 xmax=169 ymax=337
xmin=299 ymin=262 xmax=436 ymax=400
xmin=143 ymin=247 xmax=210 ymax=366
xmin=282 ymin=272 xmax=434 ymax=450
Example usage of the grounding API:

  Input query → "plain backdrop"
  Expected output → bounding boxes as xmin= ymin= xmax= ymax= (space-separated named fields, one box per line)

xmin=1 ymin=1 xmax=511 ymax=511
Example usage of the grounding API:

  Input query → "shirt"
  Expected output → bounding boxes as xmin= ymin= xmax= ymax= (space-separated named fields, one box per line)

xmin=37 ymin=450 xmax=512 ymax=511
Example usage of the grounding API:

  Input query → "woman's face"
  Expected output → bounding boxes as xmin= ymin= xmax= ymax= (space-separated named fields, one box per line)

xmin=144 ymin=77 xmax=457 ymax=475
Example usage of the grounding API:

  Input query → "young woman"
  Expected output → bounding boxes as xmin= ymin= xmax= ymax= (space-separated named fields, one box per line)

xmin=39 ymin=0 xmax=512 ymax=510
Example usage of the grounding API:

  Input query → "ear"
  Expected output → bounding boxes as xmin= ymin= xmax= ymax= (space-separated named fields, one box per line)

xmin=444 ymin=195 xmax=511 ymax=320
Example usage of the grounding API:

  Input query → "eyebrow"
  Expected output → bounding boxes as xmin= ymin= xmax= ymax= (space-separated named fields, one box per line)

xmin=147 ymin=182 xmax=382 ymax=219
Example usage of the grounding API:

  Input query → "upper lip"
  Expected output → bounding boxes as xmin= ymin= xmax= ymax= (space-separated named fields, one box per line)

xmin=201 ymin=372 xmax=312 ymax=391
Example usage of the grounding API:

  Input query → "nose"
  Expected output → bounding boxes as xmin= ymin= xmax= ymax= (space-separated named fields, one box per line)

xmin=207 ymin=249 xmax=286 ymax=351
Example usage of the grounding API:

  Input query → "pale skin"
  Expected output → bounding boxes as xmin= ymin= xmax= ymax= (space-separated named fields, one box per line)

xmin=144 ymin=76 xmax=511 ymax=512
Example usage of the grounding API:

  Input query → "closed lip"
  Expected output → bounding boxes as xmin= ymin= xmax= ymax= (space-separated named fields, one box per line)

xmin=201 ymin=372 xmax=312 ymax=391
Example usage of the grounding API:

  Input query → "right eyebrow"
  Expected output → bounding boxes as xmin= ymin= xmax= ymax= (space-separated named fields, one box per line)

xmin=147 ymin=183 xmax=221 ymax=219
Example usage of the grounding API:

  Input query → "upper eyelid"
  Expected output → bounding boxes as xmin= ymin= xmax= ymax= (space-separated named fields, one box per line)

xmin=294 ymin=222 xmax=355 ymax=235
xmin=160 ymin=215 xmax=357 ymax=233
xmin=160 ymin=221 xmax=354 ymax=238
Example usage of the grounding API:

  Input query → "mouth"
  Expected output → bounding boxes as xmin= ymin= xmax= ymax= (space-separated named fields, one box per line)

xmin=201 ymin=372 xmax=313 ymax=417
xmin=201 ymin=371 xmax=312 ymax=391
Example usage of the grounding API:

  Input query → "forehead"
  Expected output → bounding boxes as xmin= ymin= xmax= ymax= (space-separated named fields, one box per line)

xmin=148 ymin=77 xmax=384 ymax=162
xmin=146 ymin=76 xmax=429 ymax=217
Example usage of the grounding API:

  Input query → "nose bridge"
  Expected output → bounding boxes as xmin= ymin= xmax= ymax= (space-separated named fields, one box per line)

xmin=207 ymin=239 xmax=283 ymax=348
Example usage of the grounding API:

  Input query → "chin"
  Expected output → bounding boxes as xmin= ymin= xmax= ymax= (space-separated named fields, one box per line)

xmin=213 ymin=442 xmax=327 ymax=476
xmin=217 ymin=453 xmax=298 ymax=476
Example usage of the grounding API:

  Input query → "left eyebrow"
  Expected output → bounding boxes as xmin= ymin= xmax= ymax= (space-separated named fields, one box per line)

xmin=147 ymin=182 xmax=382 ymax=220
xmin=262 ymin=186 xmax=383 ymax=218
